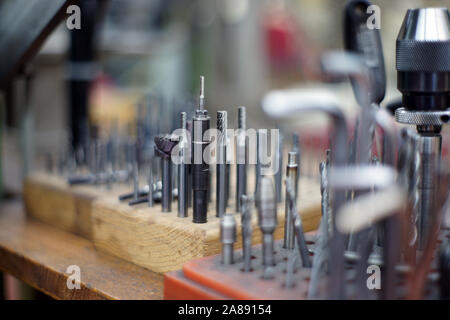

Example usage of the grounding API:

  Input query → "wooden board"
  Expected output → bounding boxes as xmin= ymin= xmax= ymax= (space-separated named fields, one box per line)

xmin=92 ymin=178 xmax=321 ymax=273
xmin=23 ymin=171 xmax=129 ymax=239
xmin=0 ymin=201 xmax=163 ymax=300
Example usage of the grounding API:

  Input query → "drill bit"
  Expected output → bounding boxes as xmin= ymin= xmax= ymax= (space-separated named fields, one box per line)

xmin=192 ymin=76 xmax=211 ymax=223
xmin=286 ymin=178 xmax=311 ymax=268
xmin=275 ymin=132 xmax=283 ymax=203
xmin=255 ymin=129 xmax=269 ymax=196
xmin=240 ymin=194 xmax=253 ymax=272
xmin=216 ymin=111 xmax=227 ymax=218
xmin=148 ymin=158 xmax=154 ymax=207
xmin=257 ymin=176 xmax=277 ymax=267
xmin=236 ymin=106 xmax=247 ymax=212
xmin=220 ymin=213 xmax=237 ymax=265
xmin=284 ymin=151 xmax=298 ymax=249
xmin=154 ymin=134 xmax=178 ymax=212
xmin=178 ymin=112 xmax=188 ymax=217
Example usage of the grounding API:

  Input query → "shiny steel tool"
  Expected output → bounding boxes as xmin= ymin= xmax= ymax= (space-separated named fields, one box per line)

xmin=283 ymin=152 xmax=298 ymax=250
xmin=255 ymin=129 xmax=269 ymax=196
xmin=220 ymin=213 xmax=237 ymax=265
xmin=178 ymin=112 xmax=189 ymax=217
xmin=394 ymin=7 xmax=450 ymax=249
xmin=285 ymin=178 xmax=311 ymax=268
xmin=216 ymin=111 xmax=227 ymax=218
xmin=154 ymin=134 xmax=178 ymax=212
xmin=192 ymin=76 xmax=211 ymax=223
xmin=262 ymin=87 xmax=349 ymax=298
xmin=257 ymin=176 xmax=277 ymax=267
xmin=275 ymin=132 xmax=283 ymax=203
xmin=240 ymin=194 xmax=253 ymax=272
xmin=236 ymin=106 xmax=247 ymax=213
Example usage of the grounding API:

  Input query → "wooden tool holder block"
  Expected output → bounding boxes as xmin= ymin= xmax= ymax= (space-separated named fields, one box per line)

xmin=23 ymin=171 xmax=129 ymax=239
xmin=91 ymin=178 xmax=322 ymax=273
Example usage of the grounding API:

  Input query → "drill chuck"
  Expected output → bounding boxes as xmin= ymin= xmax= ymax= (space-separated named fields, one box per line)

xmin=396 ymin=8 xmax=450 ymax=111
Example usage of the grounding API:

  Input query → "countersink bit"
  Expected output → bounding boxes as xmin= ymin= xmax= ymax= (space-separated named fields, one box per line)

xmin=220 ymin=213 xmax=237 ymax=265
xmin=284 ymin=152 xmax=298 ymax=249
xmin=154 ymin=134 xmax=179 ymax=212
xmin=192 ymin=76 xmax=211 ymax=223
xmin=178 ymin=112 xmax=188 ymax=217
xmin=257 ymin=176 xmax=277 ymax=267
xmin=216 ymin=111 xmax=228 ymax=218
xmin=240 ymin=194 xmax=253 ymax=272
xmin=236 ymin=106 xmax=247 ymax=213
xmin=286 ymin=178 xmax=311 ymax=268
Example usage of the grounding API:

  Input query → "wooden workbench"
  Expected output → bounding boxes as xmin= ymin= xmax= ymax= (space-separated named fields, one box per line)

xmin=0 ymin=200 xmax=164 ymax=300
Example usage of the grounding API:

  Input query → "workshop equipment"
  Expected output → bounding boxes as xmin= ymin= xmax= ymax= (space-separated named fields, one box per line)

xmin=236 ymin=106 xmax=247 ymax=213
xmin=192 ymin=76 xmax=211 ymax=223
xmin=394 ymin=7 xmax=450 ymax=248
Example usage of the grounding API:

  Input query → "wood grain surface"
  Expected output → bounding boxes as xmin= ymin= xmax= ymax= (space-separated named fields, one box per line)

xmin=92 ymin=178 xmax=321 ymax=273
xmin=0 ymin=200 xmax=163 ymax=300
xmin=23 ymin=172 xmax=130 ymax=239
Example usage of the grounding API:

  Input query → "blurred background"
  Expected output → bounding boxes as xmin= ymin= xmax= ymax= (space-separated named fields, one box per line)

xmin=0 ymin=0 xmax=447 ymax=195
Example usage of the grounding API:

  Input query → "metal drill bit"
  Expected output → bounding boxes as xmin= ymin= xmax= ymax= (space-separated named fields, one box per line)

xmin=255 ymin=129 xmax=269 ymax=196
xmin=275 ymin=132 xmax=283 ymax=203
xmin=216 ymin=111 xmax=227 ymax=218
xmin=199 ymin=75 xmax=205 ymax=110
xmin=257 ymin=177 xmax=277 ymax=267
xmin=240 ymin=194 xmax=253 ymax=272
xmin=178 ymin=112 xmax=188 ymax=217
xmin=132 ymin=158 xmax=139 ymax=201
xmin=236 ymin=106 xmax=247 ymax=213
xmin=284 ymin=151 xmax=298 ymax=249
xmin=319 ymin=162 xmax=329 ymax=244
xmin=154 ymin=134 xmax=178 ymax=212
xmin=286 ymin=178 xmax=311 ymax=268
xmin=148 ymin=158 xmax=154 ymax=207
xmin=192 ymin=76 xmax=211 ymax=223
xmin=220 ymin=213 xmax=237 ymax=265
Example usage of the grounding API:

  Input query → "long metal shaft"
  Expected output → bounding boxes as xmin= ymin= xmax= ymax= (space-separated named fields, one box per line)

xmin=284 ymin=152 xmax=298 ymax=249
xmin=161 ymin=157 xmax=172 ymax=212
xmin=236 ymin=106 xmax=247 ymax=213
xmin=178 ymin=112 xmax=188 ymax=217
xmin=216 ymin=111 xmax=227 ymax=217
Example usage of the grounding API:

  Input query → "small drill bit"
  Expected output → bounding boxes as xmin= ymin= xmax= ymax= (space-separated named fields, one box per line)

xmin=178 ymin=112 xmax=188 ymax=217
xmin=220 ymin=213 xmax=237 ymax=265
xmin=148 ymin=158 xmax=154 ymax=207
xmin=236 ymin=106 xmax=247 ymax=213
xmin=216 ymin=111 xmax=227 ymax=217
xmin=240 ymin=194 xmax=253 ymax=272
xmin=275 ymin=132 xmax=283 ymax=203
xmin=284 ymin=152 xmax=298 ymax=249
xmin=257 ymin=176 xmax=277 ymax=267
xmin=286 ymin=178 xmax=311 ymax=268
